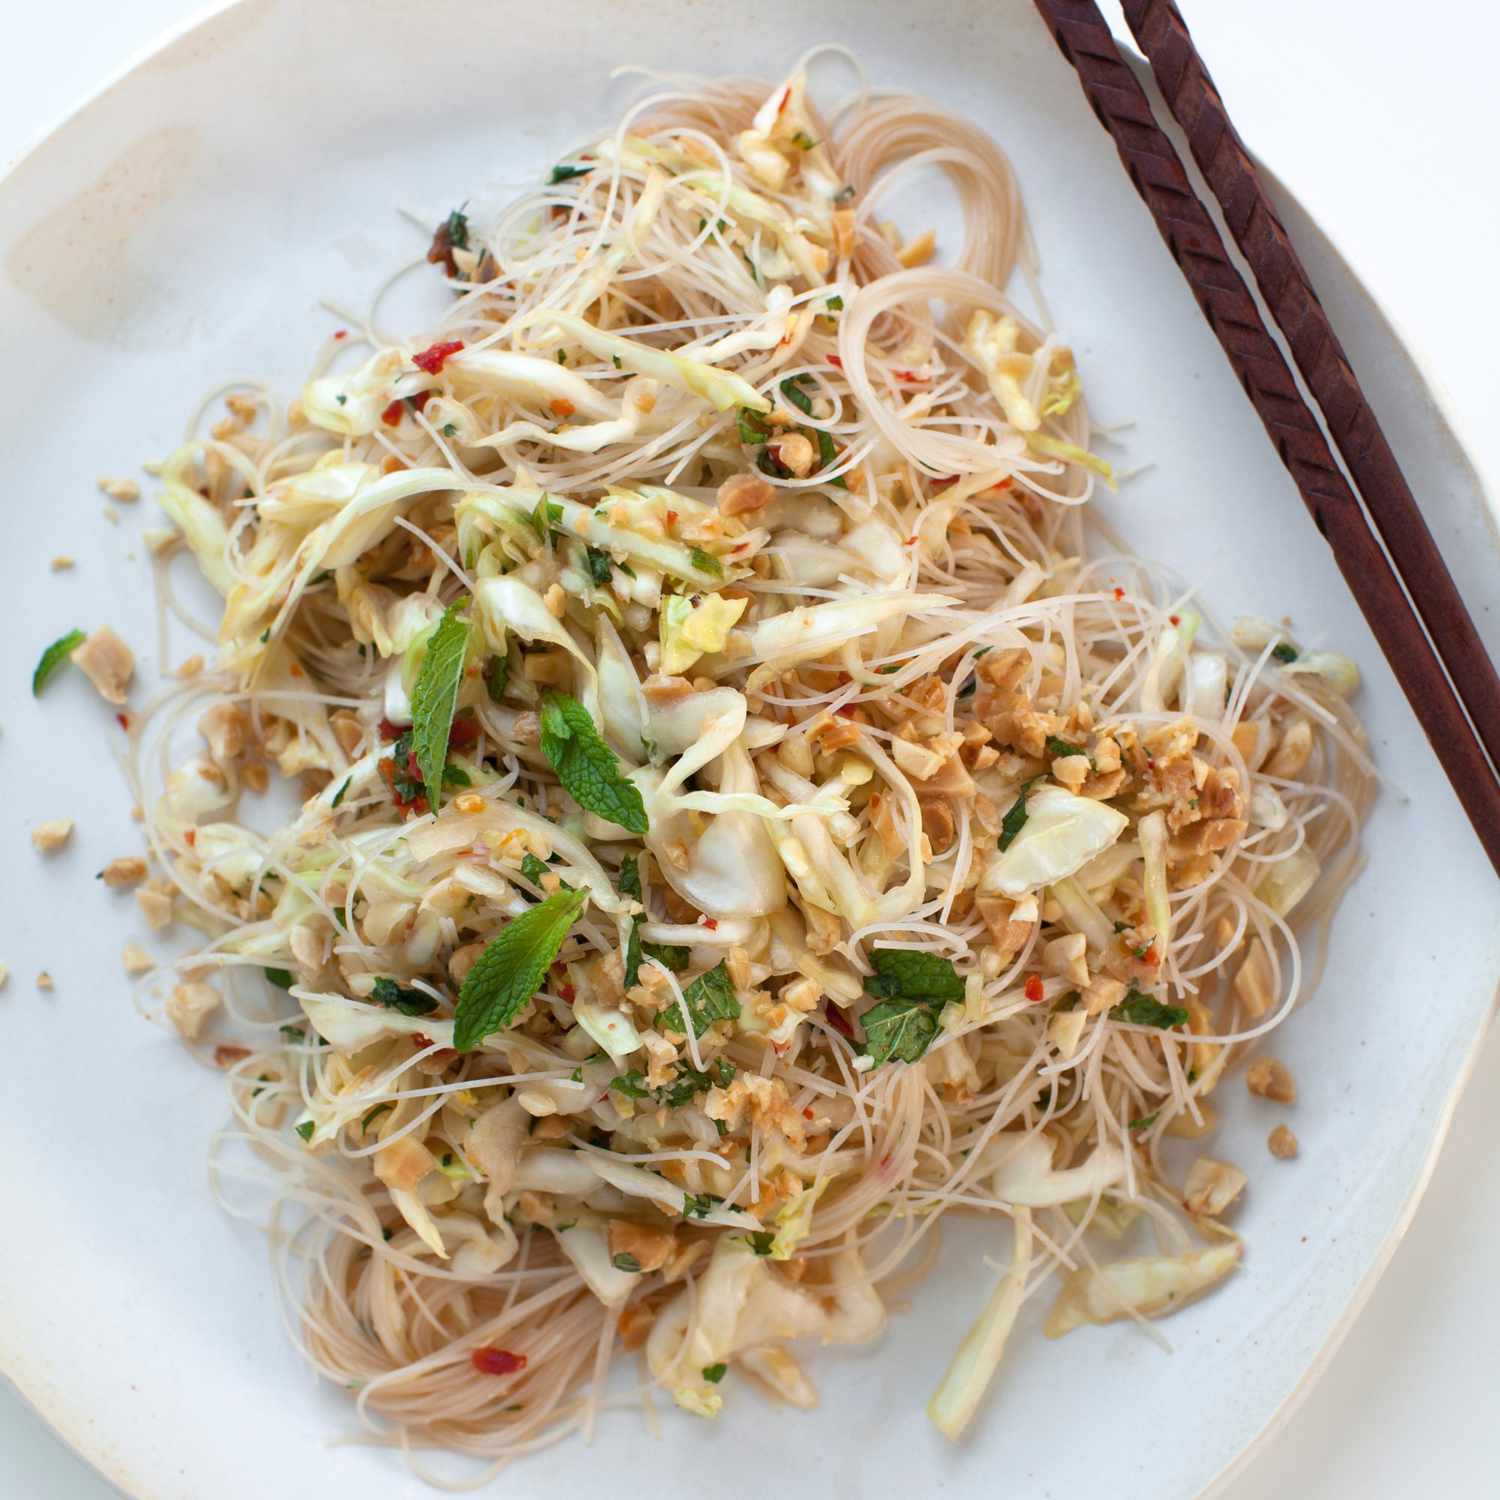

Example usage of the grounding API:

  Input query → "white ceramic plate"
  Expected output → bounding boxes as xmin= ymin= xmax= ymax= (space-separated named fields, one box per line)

xmin=2 ymin=2 xmax=1496 ymax=1497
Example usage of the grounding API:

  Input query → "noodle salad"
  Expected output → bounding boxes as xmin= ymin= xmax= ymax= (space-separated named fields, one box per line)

xmin=38 ymin=55 xmax=1374 ymax=1476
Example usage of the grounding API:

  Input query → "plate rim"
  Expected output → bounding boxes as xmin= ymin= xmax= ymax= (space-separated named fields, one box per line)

xmin=1 ymin=5 xmax=1495 ymax=1497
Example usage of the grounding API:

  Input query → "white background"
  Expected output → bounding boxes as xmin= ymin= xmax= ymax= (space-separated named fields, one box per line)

xmin=1 ymin=2 xmax=1495 ymax=1495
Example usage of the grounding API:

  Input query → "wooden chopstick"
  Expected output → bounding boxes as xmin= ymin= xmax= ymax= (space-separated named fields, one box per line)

xmin=1030 ymin=0 xmax=1500 ymax=876
xmin=1119 ymin=0 xmax=1500 ymax=770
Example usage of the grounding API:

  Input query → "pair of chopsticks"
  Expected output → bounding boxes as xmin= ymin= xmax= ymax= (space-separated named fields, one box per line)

xmin=1032 ymin=0 xmax=1500 ymax=876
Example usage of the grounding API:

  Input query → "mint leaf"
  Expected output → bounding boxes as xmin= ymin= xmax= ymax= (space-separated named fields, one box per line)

xmin=1109 ymin=989 xmax=1189 ymax=1029
xmin=1045 ymin=735 xmax=1085 ymax=759
xmin=618 ymin=853 xmax=642 ymax=901
xmin=862 ymin=949 xmax=964 ymax=1003
xmin=625 ymin=920 xmax=644 ymax=989
xmin=32 ymin=628 xmax=85 ymax=696
xmin=861 ymin=996 xmax=942 ymax=1066
xmin=642 ymin=941 xmax=690 ymax=972
xmin=371 ymin=977 xmax=439 ymax=1016
xmin=676 ymin=960 xmax=739 ymax=1037
xmin=744 ymin=1230 xmax=775 ymax=1256
xmin=997 ymin=778 xmax=1036 ymax=852
xmin=294 ymin=1120 xmax=315 ymax=1142
xmin=609 ymin=1070 xmax=652 ymax=1098
xmin=264 ymin=967 xmax=294 ymax=990
xmin=410 ymin=602 xmax=470 ymax=813
xmin=485 ymin=654 xmax=509 ymax=703
xmin=454 ymin=887 xmax=588 ymax=1050
xmin=538 ymin=691 xmax=648 ymax=834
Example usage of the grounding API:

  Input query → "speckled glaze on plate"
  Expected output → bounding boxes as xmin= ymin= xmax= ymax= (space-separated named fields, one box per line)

xmin=0 ymin=3 xmax=1495 ymax=1497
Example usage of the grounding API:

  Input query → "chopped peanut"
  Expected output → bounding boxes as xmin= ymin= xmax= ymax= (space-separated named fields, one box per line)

xmin=121 ymin=942 xmax=154 ymax=975
xmin=36 ymin=971 xmax=55 ymax=991
xmin=31 ymin=818 xmax=74 ymax=853
xmin=70 ymin=625 xmax=135 ymax=704
xmin=607 ymin=1219 xmax=676 ymax=1273
xmin=770 ymin=432 xmax=815 ymax=478
xmin=717 ymin=473 xmax=774 ymax=516
xmin=1246 ymin=1056 xmax=1296 ymax=1104
xmin=97 ymin=475 xmax=141 ymax=503
xmin=1268 ymin=1124 xmax=1299 ymax=1160
xmin=50 ymin=555 xmax=75 ymax=571
xmin=166 ymin=981 xmax=220 ymax=1040
xmin=99 ymin=856 xmax=148 ymax=889
xmin=136 ymin=882 xmax=175 ymax=932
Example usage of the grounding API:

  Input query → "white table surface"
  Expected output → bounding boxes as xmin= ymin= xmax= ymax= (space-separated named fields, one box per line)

xmin=2 ymin=2 xmax=1495 ymax=1495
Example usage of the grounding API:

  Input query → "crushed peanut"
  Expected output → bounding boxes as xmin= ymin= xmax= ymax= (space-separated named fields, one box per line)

xmin=31 ymin=818 xmax=75 ymax=853
xmin=99 ymin=855 xmax=148 ymax=889
xmin=1246 ymin=1056 xmax=1296 ymax=1104
xmin=121 ymin=943 xmax=155 ymax=975
xmin=1268 ymin=1124 xmax=1299 ymax=1160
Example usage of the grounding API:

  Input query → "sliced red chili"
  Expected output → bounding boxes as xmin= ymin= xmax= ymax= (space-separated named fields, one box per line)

xmin=412 ymin=339 xmax=464 ymax=375
xmin=472 ymin=1347 xmax=527 ymax=1376
xmin=825 ymin=1004 xmax=855 ymax=1039
xmin=1024 ymin=974 xmax=1044 ymax=1003
xmin=380 ymin=399 xmax=404 ymax=426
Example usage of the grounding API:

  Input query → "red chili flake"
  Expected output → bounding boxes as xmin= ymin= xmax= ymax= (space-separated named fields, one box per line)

xmin=992 ymin=477 xmax=1014 ymax=491
xmin=905 ymin=535 xmax=918 ymax=546
xmin=827 ymin=354 xmax=843 ymax=369
xmin=550 ymin=397 xmax=576 ymax=418
xmin=558 ymin=983 xmax=577 ymax=1003
xmin=412 ymin=339 xmax=464 ymax=375
xmin=931 ymin=475 xmax=959 ymax=490
xmin=803 ymin=1107 xmax=815 ymax=1120
xmin=665 ymin=509 xmax=679 ymax=526
xmin=213 ymin=1044 xmax=250 ymax=1067
xmin=703 ymin=917 xmax=719 ymax=931
xmin=115 ymin=712 xmax=131 ymax=730
xmin=1169 ymin=614 xmax=1180 ymax=626
xmin=382 ymin=455 xmax=407 ymax=474
xmin=380 ymin=399 xmax=404 ymax=426
xmin=835 ymin=703 xmax=858 ymax=717
xmin=183 ymin=829 xmax=196 ymax=847
xmin=1024 ymin=974 xmax=1044 ymax=1003
xmin=332 ymin=329 xmax=347 ymax=341
xmin=825 ymin=1004 xmax=855 ymax=1039
xmin=893 ymin=369 xmax=921 ymax=383
xmin=474 ymin=1350 xmax=534 ymax=1374
xmin=1141 ymin=943 xmax=1160 ymax=967
xmin=449 ymin=714 xmax=480 ymax=749
xmin=412 ymin=1033 xmax=433 ymax=1049
xmin=1113 ymin=587 xmax=1126 ymax=601
xmin=409 ymin=389 xmax=434 ymax=413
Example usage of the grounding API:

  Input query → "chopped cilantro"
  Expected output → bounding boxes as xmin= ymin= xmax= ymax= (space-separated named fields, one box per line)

xmin=549 ymin=163 xmax=592 ymax=184
xmin=702 ymin=1363 xmax=727 ymax=1383
xmin=611 ymin=1252 xmax=642 ymax=1273
xmin=743 ymin=1231 xmax=775 ymax=1256
xmin=1271 ymin=642 xmax=1299 ymax=663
